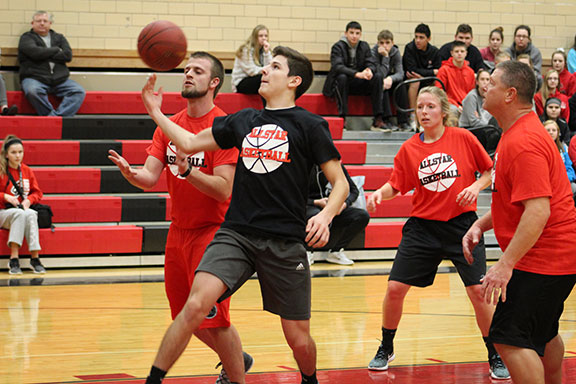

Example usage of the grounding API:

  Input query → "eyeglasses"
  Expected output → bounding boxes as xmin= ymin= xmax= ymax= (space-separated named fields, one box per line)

xmin=515 ymin=35 xmax=530 ymax=40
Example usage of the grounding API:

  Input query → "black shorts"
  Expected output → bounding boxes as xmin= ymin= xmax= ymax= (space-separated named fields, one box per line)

xmin=489 ymin=269 xmax=576 ymax=356
xmin=389 ymin=212 xmax=486 ymax=287
xmin=196 ymin=228 xmax=311 ymax=320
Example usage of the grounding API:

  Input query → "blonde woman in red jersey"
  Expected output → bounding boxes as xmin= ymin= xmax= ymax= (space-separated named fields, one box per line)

xmin=366 ymin=87 xmax=510 ymax=379
xmin=0 ymin=135 xmax=45 ymax=274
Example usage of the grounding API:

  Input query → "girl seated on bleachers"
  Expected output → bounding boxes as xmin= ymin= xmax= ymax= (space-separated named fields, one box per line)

xmin=459 ymin=68 xmax=494 ymax=128
xmin=231 ymin=25 xmax=273 ymax=95
xmin=534 ymin=69 xmax=570 ymax=122
xmin=543 ymin=120 xmax=576 ymax=195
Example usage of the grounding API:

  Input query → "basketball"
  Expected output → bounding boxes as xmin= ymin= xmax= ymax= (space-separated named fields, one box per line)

xmin=137 ymin=20 xmax=187 ymax=71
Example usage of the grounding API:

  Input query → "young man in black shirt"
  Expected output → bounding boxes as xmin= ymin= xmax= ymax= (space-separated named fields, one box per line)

xmin=438 ymin=24 xmax=487 ymax=73
xmin=402 ymin=23 xmax=441 ymax=128
xmin=141 ymin=46 xmax=348 ymax=384
xmin=323 ymin=21 xmax=385 ymax=130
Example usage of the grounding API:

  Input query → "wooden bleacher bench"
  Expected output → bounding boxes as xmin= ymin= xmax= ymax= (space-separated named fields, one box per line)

xmin=0 ymin=47 xmax=332 ymax=72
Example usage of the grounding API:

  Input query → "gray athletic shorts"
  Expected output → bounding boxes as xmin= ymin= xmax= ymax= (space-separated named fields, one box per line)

xmin=196 ymin=228 xmax=311 ymax=320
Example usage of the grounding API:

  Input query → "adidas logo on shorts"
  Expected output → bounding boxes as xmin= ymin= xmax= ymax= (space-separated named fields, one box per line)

xmin=296 ymin=263 xmax=305 ymax=271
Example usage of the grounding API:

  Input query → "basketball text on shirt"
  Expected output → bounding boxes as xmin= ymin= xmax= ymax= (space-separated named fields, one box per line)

xmin=241 ymin=124 xmax=291 ymax=174
xmin=418 ymin=152 xmax=461 ymax=192
xmin=166 ymin=141 xmax=206 ymax=179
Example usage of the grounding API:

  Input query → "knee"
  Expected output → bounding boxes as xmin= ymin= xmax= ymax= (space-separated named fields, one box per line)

xmin=24 ymin=85 xmax=46 ymax=99
xmin=286 ymin=332 xmax=313 ymax=356
xmin=466 ymin=285 xmax=485 ymax=304
xmin=386 ymin=281 xmax=409 ymax=301
xmin=179 ymin=295 xmax=214 ymax=324
xmin=335 ymin=73 xmax=348 ymax=87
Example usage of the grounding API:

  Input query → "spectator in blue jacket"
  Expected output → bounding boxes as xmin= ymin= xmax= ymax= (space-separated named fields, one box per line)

xmin=18 ymin=11 xmax=85 ymax=116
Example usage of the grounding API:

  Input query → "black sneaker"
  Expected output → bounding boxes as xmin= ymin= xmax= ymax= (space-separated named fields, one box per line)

xmin=8 ymin=259 xmax=22 ymax=275
xmin=489 ymin=353 xmax=510 ymax=379
xmin=215 ymin=351 xmax=254 ymax=383
xmin=368 ymin=342 xmax=395 ymax=370
xmin=30 ymin=258 xmax=46 ymax=274
xmin=1 ymin=105 xmax=18 ymax=116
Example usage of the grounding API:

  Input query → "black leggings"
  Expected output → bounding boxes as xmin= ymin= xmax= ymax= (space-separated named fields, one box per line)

xmin=306 ymin=206 xmax=370 ymax=251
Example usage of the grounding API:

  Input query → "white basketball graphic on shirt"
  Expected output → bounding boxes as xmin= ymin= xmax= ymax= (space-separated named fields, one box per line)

xmin=241 ymin=124 xmax=291 ymax=174
xmin=166 ymin=142 xmax=205 ymax=179
xmin=418 ymin=152 xmax=459 ymax=192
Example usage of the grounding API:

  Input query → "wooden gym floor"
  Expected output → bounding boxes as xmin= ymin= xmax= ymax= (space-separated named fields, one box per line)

xmin=1 ymin=261 xmax=575 ymax=384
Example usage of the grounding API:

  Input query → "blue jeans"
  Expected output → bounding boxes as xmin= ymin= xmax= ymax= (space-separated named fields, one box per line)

xmin=21 ymin=77 xmax=85 ymax=116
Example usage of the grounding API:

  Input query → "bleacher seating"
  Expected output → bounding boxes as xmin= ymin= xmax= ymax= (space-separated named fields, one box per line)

xmin=0 ymin=90 xmax=498 ymax=267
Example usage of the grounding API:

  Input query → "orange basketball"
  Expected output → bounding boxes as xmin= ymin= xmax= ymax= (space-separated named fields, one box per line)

xmin=137 ymin=20 xmax=187 ymax=71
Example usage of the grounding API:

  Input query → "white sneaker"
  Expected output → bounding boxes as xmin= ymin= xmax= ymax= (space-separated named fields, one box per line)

xmin=326 ymin=249 xmax=354 ymax=265
xmin=307 ymin=251 xmax=314 ymax=266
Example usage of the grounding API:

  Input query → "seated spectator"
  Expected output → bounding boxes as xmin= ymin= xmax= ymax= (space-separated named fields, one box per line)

xmin=568 ymin=34 xmax=576 ymax=73
xmin=323 ymin=21 xmax=384 ymax=130
xmin=371 ymin=29 xmax=410 ymax=131
xmin=543 ymin=120 xmax=576 ymax=194
xmin=494 ymin=51 xmax=511 ymax=66
xmin=517 ymin=53 xmax=542 ymax=92
xmin=540 ymin=97 xmax=571 ymax=144
xmin=403 ymin=23 xmax=441 ymax=128
xmin=18 ymin=10 xmax=85 ymax=116
xmin=231 ymin=24 xmax=272 ymax=94
xmin=306 ymin=164 xmax=370 ymax=266
xmin=535 ymin=70 xmax=570 ymax=121
xmin=0 ymin=75 xmax=18 ymax=116
xmin=480 ymin=27 xmax=504 ymax=70
xmin=551 ymin=50 xmax=576 ymax=97
xmin=438 ymin=23 xmax=486 ymax=72
xmin=0 ymin=135 xmax=46 ymax=275
xmin=459 ymin=69 xmax=493 ymax=128
xmin=436 ymin=41 xmax=475 ymax=110
xmin=505 ymin=25 xmax=542 ymax=78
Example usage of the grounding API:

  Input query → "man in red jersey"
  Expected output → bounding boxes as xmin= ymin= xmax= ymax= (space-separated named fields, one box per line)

xmin=109 ymin=52 xmax=251 ymax=384
xmin=463 ymin=60 xmax=576 ymax=384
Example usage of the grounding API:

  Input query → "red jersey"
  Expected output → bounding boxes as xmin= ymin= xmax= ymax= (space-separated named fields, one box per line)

xmin=0 ymin=164 xmax=42 ymax=208
xmin=491 ymin=112 xmax=576 ymax=275
xmin=534 ymin=90 xmax=570 ymax=121
xmin=436 ymin=59 xmax=476 ymax=106
xmin=389 ymin=127 xmax=493 ymax=221
xmin=147 ymin=107 xmax=238 ymax=229
xmin=558 ymin=68 xmax=576 ymax=97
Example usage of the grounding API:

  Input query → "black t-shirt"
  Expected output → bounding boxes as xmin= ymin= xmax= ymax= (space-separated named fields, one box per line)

xmin=212 ymin=107 xmax=341 ymax=242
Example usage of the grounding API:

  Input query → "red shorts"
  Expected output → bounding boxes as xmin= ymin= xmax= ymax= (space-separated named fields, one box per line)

xmin=164 ymin=224 xmax=231 ymax=329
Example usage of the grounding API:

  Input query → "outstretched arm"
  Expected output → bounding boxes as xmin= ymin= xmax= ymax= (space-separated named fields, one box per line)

xmin=108 ymin=150 xmax=164 ymax=190
xmin=305 ymin=159 xmax=348 ymax=248
xmin=141 ymin=74 xmax=221 ymax=154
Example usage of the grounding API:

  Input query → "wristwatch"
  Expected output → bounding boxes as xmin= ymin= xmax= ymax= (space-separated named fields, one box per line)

xmin=179 ymin=164 xmax=192 ymax=178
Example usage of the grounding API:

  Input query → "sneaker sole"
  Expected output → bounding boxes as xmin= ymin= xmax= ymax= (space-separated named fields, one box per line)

xmin=490 ymin=369 xmax=511 ymax=380
xmin=325 ymin=257 xmax=354 ymax=265
xmin=8 ymin=271 xmax=22 ymax=275
xmin=31 ymin=269 xmax=46 ymax=274
xmin=368 ymin=353 xmax=395 ymax=371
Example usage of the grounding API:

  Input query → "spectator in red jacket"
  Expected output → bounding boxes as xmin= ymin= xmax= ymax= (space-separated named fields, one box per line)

xmin=0 ymin=135 xmax=46 ymax=275
xmin=535 ymin=69 xmax=570 ymax=121
xmin=436 ymin=41 xmax=475 ymax=110
xmin=551 ymin=50 xmax=576 ymax=97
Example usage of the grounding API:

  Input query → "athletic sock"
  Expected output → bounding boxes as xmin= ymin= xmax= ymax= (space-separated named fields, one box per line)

xmin=301 ymin=370 xmax=318 ymax=384
xmin=483 ymin=336 xmax=497 ymax=358
xmin=381 ymin=327 xmax=397 ymax=350
xmin=145 ymin=366 xmax=167 ymax=384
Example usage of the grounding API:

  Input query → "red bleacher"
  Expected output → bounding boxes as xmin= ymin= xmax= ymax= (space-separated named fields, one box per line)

xmin=1 ymin=91 xmax=403 ymax=259
xmin=6 ymin=91 xmax=371 ymax=117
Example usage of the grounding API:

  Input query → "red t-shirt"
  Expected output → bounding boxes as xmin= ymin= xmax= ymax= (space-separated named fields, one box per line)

xmin=389 ymin=127 xmax=493 ymax=221
xmin=491 ymin=112 xmax=576 ymax=275
xmin=0 ymin=164 xmax=42 ymax=208
xmin=147 ymin=107 xmax=238 ymax=229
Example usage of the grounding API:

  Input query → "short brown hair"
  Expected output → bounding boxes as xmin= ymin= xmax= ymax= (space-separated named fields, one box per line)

xmin=272 ymin=46 xmax=313 ymax=100
xmin=496 ymin=60 xmax=537 ymax=104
